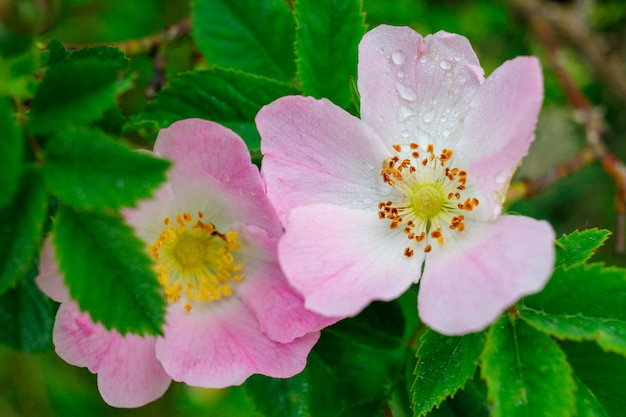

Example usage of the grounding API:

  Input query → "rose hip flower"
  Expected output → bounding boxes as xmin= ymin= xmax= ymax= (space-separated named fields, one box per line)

xmin=36 ymin=119 xmax=334 ymax=407
xmin=256 ymin=25 xmax=555 ymax=336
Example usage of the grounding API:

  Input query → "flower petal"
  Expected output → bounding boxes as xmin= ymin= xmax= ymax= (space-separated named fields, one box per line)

xmin=418 ymin=215 xmax=555 ymax=335
xmin=462 ymin=57 xmax=544 ymax=218
xmin=359 ymin=25 xmax=484 ymax=150
xmin=154 ymin=118 xmax=282 ymax=237
xmin=235 ymin=225 xmax=339 ymax=343
xmin=279 ymin=203 xmax=423 ymax=317
xmin=123 ymin=180 xmax=178 ymax=245
xmin=35 ymin=237 xmax=69 ymax=303
xmin=53 ymin=302 xmax=170 ymax=407
xmin=257 ymin=95 xmax=391 ymax=225
xmin=155 ymin=299 xmax=319 ymax=388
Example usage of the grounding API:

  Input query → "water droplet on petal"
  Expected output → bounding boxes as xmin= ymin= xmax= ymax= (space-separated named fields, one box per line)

xmin=391 ymin=50 xmax=405 ymax=65
xmin=440 ymin=60 xmax=451 ymax=70
xmin=397 ymin=71 xmax=405 ymax=78
xmin=395 ymin=81 xmax=417 ymax=101
xmin=422 ymin=110 xmax=435 ymax=123
xmin=401 ymin=130 xmax=410 ymax=138
xmin=495 ymin=170 xmax=510 ymax=184
xmin=397 ymin=105 xmax=414 ymax=122
xmin=419 ymin=55 xmax=428 ymax=64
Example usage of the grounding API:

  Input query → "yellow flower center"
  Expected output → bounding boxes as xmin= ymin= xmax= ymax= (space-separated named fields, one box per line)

xmin=378 ymin=143 xmax=479 ymax=257
xmin=148 ymin=211 xmax=244 ymax=312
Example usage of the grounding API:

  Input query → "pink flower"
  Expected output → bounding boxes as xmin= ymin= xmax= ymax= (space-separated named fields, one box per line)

xmin=256 ymin=25 xmax=555 ymax=336
xmin=36 ymin=119 xmax=334 ymax=407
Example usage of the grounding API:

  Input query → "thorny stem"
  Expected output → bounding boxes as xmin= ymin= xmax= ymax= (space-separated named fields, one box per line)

xmin=508 ymin=0 xmax=626 ymax=253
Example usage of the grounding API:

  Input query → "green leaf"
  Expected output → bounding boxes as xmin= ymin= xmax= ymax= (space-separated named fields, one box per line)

xmin=46 ymin=39 xmax=68 ymax=66
xmin=0 ymin=167 xmax=48 ymax=294
xmin=0 ymin=264 xmax=55 ymax=353
xmin=0 ymin=96 xmax=23 ymax=208
xmin=43 ymin=128 xmax=169 ymax=211
xmin=192 ymin=0 xmax=296 ymax=81
xmin=27 ymin=58 xmax=125 ymax=135
xmin=563 ymin=340 xmax=626 ymax=417
xmin=53 ymin=207 xmax=165 ymax=335
xmin=481 ymin=315 xmax=576 ymax=417
xmin=128 ymin=68 xmax=299 ymax=150
xmin=244 ymin=352 xmax=337 ymax=417
xmin=329 ymin=300 xmax=405 ymax=349
xmin=294 ymin=0 xmax=366 ymax=109
xmin=68 ymin=45 xmax=129 ymax=69
xmin=573 ymin=374 xmax=609 ymax=417
xmin=412 ymin=329 xmax=485 ymax=417
xmin=555 ymin=229 xmax=611 ymax=268
xmin=520 ymin=263 xmax=626 ymax=355
xmin=0 ymin=35 xmax=38 ymax=98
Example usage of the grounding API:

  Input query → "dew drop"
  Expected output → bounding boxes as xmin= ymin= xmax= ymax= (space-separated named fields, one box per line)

xmin=422 ymin=110 xmax=435 ymax=123
xmin=397 ymin=71 xmax=405 ymax=78
xmin=397 ymin=105 xmax=414 ymax=122
xmin=395 ymin=81 xmax=417 ymax=101
xmin=495 ymin=170 xmax=510 ymax=184
xmin=391 ymin=50 xmax=405 ymax=65
xmin=401 ymin=130 xmax=410 ymax=138
xmin=439 ymin=60 xmax=451 ymax=70
xmin=419 ymin=55 xmax=428 ymax=64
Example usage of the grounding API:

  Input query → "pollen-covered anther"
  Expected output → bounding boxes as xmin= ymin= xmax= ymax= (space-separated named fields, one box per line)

xmin=148 ymin=210 xmax=244 ymax=312
xmin=458 ymin=197 xmax=480 ymax=211
xmin=430 ymin=228 xmax=444 ymax=245
xmin=450 ymin=215 xmax=466 ymax=232
xmin=378 ymin=143 xmax=477 ymax=257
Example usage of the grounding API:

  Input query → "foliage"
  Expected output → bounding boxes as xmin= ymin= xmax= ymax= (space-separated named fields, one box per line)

xmin=1 ymin=0 xmax=626 ymax=416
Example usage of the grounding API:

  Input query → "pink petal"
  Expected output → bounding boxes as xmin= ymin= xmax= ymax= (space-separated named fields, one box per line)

xmin=155 ymin=299 xmax=319 ymax=388
xmin=154 ymin=118 xmax=282 ymax=238
xmin=53 ymin=302 xmax=170 ymax=407
xmin=462 ymin=57 xmax=543 ymax=218
xmin=257 ymin=96 xmax=391 ymax=225
xmin=418 ymin=215 xmax=555 ymax=335
xmin=278 ymin=204 xmax=423 ymax=317
xmin=359 ymin=25 xmax=483 ymax=150
xmin=35 ymin=237 xmax=69 ymax=303
xmin=234 ymin=225 xmax=339 ymax=343
xmin=122 ymin=181 xmax=178 ymax=246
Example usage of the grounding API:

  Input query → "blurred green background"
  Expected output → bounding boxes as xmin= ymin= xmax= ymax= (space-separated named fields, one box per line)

xmin=2 ymin=0 xmax=625 ymax=415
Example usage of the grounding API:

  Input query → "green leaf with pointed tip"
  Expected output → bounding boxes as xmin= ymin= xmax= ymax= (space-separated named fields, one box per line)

xmin=411 ymin=329 xmax=485 ymax=417
xmin=520 ymin=263 xmax=626 ymax=355
xmin=43 ymin=128 xmax=169 ymax=211
xmin=573 ymin=374 xmax=609 ymax=417
xmin=0 ymin=167 xmax=48 ymax=294
xmin=555 ymin=228 xmax=610 ymax=268
xmin=294 ymin=0 xmax=365 ymax=110
xmin=27 ymin=58 xmax=124 ymax=135
xmin=192 ymin=0 xmax=296 ymax=81
xmin=0 ymin=264 xmax=55 ymax=353
xmin=128 ymin=68 xmax=299 ymax=150
xmin=481 ymin=315 xmax=576 ymax=417
xmin=563 ymin=341 xmax=626 ymax=417
xmin=53 ymin=207 xmax=165 ymax=335
xmin=0 ymin=96 xmax=23 ymax=208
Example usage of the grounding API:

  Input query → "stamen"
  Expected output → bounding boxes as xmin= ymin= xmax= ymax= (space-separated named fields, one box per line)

xmin=377 ymin=143 xmax=479 ymax=257
xmin=148 ymin=212 xmax=245 ymax=312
